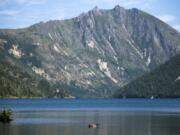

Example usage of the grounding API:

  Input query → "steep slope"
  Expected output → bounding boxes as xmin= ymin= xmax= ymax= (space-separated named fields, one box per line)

xmin=0 ymin=5 xmax=180 ymax=97
xmin=0 ymin=48 xmax=42 ymax=98
xmin=0 ymin=48 xmax=70 ymax=98
xmin=114 ymin=54 xmax=180 ymax=98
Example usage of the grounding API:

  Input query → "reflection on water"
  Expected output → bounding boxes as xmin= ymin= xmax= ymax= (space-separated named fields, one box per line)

xmin=1 ymin=111 xmax=180 ymax=135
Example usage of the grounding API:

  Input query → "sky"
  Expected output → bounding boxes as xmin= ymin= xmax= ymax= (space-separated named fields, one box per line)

xmin=0 ymin=0 xmax=180 ymax=31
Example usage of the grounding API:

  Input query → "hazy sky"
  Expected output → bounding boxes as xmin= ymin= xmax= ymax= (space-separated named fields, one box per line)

xmin=0 ymin=0 xmax=180 ymax=31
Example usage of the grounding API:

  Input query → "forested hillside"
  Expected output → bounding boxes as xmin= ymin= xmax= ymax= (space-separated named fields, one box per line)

xmin=0 ymin=49 xmax=69 ymax=98
xmin=114 ymin=54 xmax=180 ymax=98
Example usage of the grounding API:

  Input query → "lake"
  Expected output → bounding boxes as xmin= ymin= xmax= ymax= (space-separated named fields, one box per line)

xmin=0 ymin=99 xmax=180 ymax=135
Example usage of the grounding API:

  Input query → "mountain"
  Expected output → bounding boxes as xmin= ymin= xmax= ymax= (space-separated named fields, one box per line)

xmin=114 ymin=54 xmax=180 ymax=98
xmin=0 ymin=5 xmax=180 ymax=98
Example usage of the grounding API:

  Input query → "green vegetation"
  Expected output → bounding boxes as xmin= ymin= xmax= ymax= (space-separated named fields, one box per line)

xmin=0 ymin=109 xmax=12 ymax=123
xmin=0 ymin=51 xmax=70 ymax=98
xmin=114 ymin=54 xmax=180 ymax=98
xmin=0 ymin=61 xmax=42 ymax=98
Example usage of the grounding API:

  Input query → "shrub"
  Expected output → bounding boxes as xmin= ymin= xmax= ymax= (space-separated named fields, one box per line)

xmin=0 ymin=109 xmax=13 ymax=123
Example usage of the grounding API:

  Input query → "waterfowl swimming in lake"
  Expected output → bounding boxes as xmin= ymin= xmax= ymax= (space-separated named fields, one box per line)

xmin=88 ymin=123 xmax=99 ymax=128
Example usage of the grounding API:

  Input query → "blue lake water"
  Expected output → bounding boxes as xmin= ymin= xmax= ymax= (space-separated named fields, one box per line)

xmin=1 ymin=99 xmax=180 ymax=135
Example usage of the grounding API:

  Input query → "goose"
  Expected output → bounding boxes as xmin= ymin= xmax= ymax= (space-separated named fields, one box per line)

xmin=88 ymin=123 xmax=99 ymax=128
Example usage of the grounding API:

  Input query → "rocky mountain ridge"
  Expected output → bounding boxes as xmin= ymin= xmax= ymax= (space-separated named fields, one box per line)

xmin=0 ymin=5 xmax=180 ymax=97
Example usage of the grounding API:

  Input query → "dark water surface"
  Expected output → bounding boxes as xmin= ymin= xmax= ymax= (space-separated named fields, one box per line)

xmin=0 ymin=99 xmax=180 ymax=135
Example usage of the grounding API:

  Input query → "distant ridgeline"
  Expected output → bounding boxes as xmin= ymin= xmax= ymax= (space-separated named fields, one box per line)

xmin=0 ymin=5 xmax=180 ymax=98
xmin=114 ymin=54 xmax=180 ymax=98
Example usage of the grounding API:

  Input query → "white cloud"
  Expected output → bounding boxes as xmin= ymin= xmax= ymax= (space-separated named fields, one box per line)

xmin=173 ymin=24 xmax=180 ymax=32
xmin=157 ymin=14 xmax=176 ymax=23
xmin=15 ymin=0 xmax=27 ymax=4
xmin=117 ymin=0 xmax=152 ymax=5
xmin=0 ymin=0 xmax=46 ymax=8
xmin=0 ymin=10 xmax=19 ymax=16
xmin=83 ymin=0 xmax=156 ymax=11
xmin=115 ymin=0 xmax=156 ymax=9
xmin=14 ymin=0 xmax=47 ymax=5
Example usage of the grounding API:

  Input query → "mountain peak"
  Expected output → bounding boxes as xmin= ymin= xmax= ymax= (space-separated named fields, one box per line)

xmin=93 ymin=6 xmax=99 ymax=11
xmin=113 ymin=5 xmax=126 ymax=24
xmin=114 ymin=5 xmax=125 ymax=11
xmin=92 ymin=6 xmax=101 ymax=15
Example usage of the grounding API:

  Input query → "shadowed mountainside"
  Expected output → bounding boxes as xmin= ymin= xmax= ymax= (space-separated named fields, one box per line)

xmin=114 ymin=54 xmax=180 ymax=98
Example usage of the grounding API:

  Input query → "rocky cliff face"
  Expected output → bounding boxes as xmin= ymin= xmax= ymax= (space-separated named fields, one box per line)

xmin=0 ymin=5 xmax=180 ymax=97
